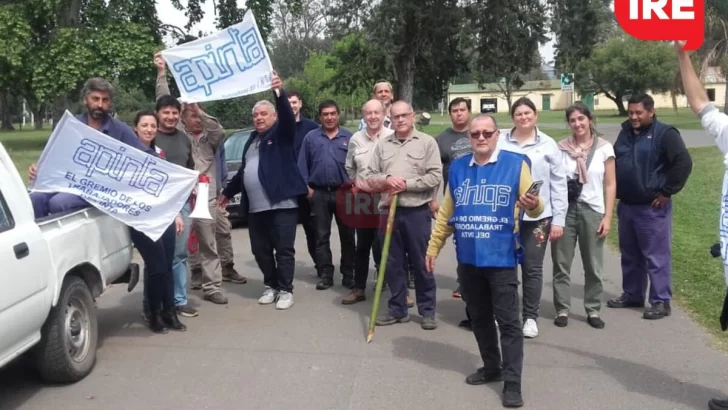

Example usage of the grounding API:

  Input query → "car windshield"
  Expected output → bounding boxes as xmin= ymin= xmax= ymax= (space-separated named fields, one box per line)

xmin=224 ymin=130 xmax=251 ymax=162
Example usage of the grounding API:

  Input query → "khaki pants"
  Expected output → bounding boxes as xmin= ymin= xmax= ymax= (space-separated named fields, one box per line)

xmin=192 ymin=199 xmax=223 ymax=296
xmin=191 ymin=205 xmax=234 ymax=268
xmin=550 ymin=201 xmax=606 ymax=316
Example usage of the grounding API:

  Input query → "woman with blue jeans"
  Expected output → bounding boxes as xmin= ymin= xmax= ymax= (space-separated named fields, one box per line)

xmin=133 ymin=110 xmax=186 ymax=334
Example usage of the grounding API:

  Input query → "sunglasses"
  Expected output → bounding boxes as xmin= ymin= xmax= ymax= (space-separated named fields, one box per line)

xmin=469 ymin=130 xmax=497 ymax=139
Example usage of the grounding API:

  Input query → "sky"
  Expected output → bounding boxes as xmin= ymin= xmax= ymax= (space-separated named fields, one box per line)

xmin=155 ymin=0 xmax=557 ymax=63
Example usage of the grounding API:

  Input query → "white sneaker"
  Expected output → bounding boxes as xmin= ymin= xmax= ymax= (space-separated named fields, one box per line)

xmin=523 ymin=318 xmax=538 ymax=338
xmin=258 ymin=287 xmax=278 ymax=305
xmin=276 ymin=291 xmax=294 ymax=310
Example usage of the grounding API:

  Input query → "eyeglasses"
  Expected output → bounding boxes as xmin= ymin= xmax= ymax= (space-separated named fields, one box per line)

xmin=392 ymin=112 xmax=413 ymax=121
xmin=469 ymin=130 xmax=497 ymax=139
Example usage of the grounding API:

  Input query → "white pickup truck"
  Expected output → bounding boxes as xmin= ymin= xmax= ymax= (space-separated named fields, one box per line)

xmin=0 ymin=141 xmax=139 ymax=383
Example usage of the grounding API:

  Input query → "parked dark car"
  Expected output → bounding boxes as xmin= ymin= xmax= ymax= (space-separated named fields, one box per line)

xmin=221 ymin=128 xmax=253 ymax=225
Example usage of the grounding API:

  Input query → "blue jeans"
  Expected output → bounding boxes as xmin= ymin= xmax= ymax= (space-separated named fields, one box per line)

xmin=143 ymin=202 xmax=192 ymax=312
xmin=172 ymin=202 xmax=192 ymax=306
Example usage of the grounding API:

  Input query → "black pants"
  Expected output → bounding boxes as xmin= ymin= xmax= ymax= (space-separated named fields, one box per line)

xmin=309 ymin=189 xmax=355 ymax=279
xmin=248 ymin=208 xmax=299 ymax=292
xmin=297 ymin=195 xmax=318 ymax=270
xmin=131 ymin=224 xmax=176 ymax=312
xmin=354 ymin=227 xmax=382 ymax=289
xmin=459 ymin=263 xmax=523 ymax=383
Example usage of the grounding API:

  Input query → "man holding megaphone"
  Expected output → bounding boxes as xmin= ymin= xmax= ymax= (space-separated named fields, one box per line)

xmin=218 ymin=71 xmax=308 ymax=310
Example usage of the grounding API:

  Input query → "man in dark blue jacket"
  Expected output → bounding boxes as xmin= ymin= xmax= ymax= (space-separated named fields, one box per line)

xmin=607 ymin=93 xmax=693 ymax=321
xmin=219 ymin=72 xmax=307 ymax=310
xmin=289 ymin=90 xmax=321 ymax=274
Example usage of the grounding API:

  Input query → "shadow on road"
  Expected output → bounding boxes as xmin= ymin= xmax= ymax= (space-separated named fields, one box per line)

xmin=535 ymin=342 xmax=725 ymax=410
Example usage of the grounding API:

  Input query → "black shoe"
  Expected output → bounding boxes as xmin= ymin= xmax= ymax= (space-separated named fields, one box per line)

xmin=606 ymin=294 xmax=644 ymax=308
xmin=149 ymin=311 xmax=168 ymax=334
xmin=162 ymin=309 xmax=187 ymax=331
xmin=465 ymin=367 xmax=502 ymax=385
xmin=316 ymin=278 xmax=333 ymax=290
xmin=643 ymin=301 xmax=671 ymax=320
xmin=587 ymin=316 xmax=605 ymax=329
xmin=709 ymin=397 xmax=728 ymax=410
xmin=554 ymin=315 xmax=568 ymax=327
xmin=502 ymin=381 xmax=524 ymax=408
xmin=342 ymin=276 xmax=355 ymax=289
xmin=458 ymin=319 xmax=472 ymax=330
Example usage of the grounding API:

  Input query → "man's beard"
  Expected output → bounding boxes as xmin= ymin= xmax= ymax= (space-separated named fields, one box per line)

xmin=88 ymin=108 xmax=108 ymax=120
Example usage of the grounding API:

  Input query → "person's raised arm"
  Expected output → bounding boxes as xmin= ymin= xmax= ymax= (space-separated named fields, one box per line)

xmin=675 ymin=42 xmax=711 ymax=116
xmin=154 ymin=52 xmax=172 ymax=100
xmin=270 ymin=72 xmax=296 ymax=140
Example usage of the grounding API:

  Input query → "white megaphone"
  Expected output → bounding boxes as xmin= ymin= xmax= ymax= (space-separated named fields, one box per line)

xmin=189 ymin=174 xmax=213 ymax=220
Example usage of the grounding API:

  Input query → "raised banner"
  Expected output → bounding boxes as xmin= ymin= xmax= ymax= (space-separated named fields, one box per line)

xmin=160 ymin=10 xmax=274 ymax=103
xmin=30 ymin=111 xmax=199 ymax=241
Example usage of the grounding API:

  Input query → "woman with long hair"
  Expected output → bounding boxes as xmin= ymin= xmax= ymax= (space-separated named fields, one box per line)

xmin=499 ymin=97 xmax=568 ymax=339
xmin=132 ymin=110 xmax=186 ymax=334
xmin=551 ymin=102 xmax=616 ymax=329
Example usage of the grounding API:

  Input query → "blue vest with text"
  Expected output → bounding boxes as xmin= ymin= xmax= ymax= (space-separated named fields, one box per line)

xmin=447 ymin=150 xmax=528 ymax=268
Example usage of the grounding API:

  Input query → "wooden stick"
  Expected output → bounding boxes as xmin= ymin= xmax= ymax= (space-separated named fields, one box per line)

xmin=367 ymin=194 xmax=399 ymax=343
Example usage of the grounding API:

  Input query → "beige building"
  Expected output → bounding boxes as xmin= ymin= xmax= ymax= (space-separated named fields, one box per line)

xmin=447 ymin=71 xmax=726 ymax=114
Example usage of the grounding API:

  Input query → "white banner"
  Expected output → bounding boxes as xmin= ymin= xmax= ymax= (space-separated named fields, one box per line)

xmin=160 ymin=10 xmax=274 ymax=103
xmin=30 ymin=111 xmax=199 ymax=241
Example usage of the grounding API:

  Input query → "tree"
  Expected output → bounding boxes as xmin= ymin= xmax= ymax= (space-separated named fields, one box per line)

xmin=0 ymin=4 xmax=32 ymax=129
xmin=547 ymin=0 xmax=614 ymax=73
xmin=327 ymin=0 xmax=465 ymax=105
xmin=578 ymin=33 xmax=677 ymax=115
xmin=468 ymin=0 xmax=548 ymax=109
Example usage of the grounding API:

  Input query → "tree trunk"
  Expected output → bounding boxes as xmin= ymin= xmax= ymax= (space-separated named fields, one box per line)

xmin=0 ymin=91 xmax=14 ymax=131
xmin=603 ymin=91 xmax=627 ymax=116
xmin=395 ymin=51 xmax=416 ymax=105
xmin=34 ymin=106 xmax=44 ymax=130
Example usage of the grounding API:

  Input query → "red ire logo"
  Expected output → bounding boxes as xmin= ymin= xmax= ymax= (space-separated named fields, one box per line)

xmin=614 ymin=0 xmax=705 ymax=50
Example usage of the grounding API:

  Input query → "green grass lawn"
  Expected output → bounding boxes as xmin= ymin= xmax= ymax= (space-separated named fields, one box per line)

xmin=417 ymin=106 xmax=709 ymax=130
xmin=3 ymin=122 xmax=727 ymax=348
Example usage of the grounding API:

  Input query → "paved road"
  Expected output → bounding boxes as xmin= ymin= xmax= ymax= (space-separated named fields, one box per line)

xmin=2 ymin=221 xmax=728 ymax=410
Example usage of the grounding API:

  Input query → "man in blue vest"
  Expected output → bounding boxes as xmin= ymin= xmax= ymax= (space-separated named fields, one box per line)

xmin=607 ymin=94 xmax=692 ymax=320
xmin=426 ymin=114 xmax=543 ymax=408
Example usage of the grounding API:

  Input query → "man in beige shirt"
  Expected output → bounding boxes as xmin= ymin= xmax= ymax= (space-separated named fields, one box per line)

xmin=342 ymin=99 xmax=394 ymax=305
xmin=364 ymin=100 xmax=442 ymax=330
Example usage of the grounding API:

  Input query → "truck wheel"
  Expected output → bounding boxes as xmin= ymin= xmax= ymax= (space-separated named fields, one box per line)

xmin=34 ymin=275 xmax=98 ymax=383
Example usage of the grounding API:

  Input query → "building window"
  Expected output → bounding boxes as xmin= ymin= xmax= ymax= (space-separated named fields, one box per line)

xmin=707 ymin=88 xmax=716 ymax=102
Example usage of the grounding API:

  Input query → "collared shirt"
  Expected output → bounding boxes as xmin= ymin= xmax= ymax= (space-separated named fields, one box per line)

xmin=189 ymin=112 xmax=225 ymax=198
xmin=346 ymin=127 xmax=394 ymax=181
xmin=76 ymin=113 xmax=156 ymax=156
xmin=365 ymin=129 xmax=442 ymax=208
xmin=297 ymin=127 xmax=353 ymax=187
xmin=498 ymin=128 xmax=568 ymax=226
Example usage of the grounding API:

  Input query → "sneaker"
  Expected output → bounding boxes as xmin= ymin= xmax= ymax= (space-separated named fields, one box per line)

xmin=523 ymin=318 xmax=538 ymax=338
xmin=375 ymin=314 xmax=411 ymax=326
xmin=465 ymin=367 xmax=502 ymax=385
xmin=222 ymin=264 xmax=247 ymax=284
xmin=502 ymin=381 xmax=524 ymax=408
xmin=203 ymin=292 xmax=228 ymax=305
xmin=276 ymin=291 xmax=294 ymax=310
xmin=176 ymin=305 xmax=199 ymax=318
xmin=643 ymin=301 xmax=671 ymax=320
xmin=258 ymin=287 xmax=278 ymax=305
xmin=709 ymin=397 xmax=728 ymax=410
xmin=421 ymin=316 xmax=438 ymax=330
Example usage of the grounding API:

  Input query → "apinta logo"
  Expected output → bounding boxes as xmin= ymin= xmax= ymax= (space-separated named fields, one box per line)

xmin=614 ymin=0 xmax=705 ymax=50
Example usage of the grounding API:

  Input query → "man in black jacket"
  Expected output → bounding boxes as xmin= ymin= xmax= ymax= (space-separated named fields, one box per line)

xmin=218 ymin=72 xmax=308 ymax=310
xmin=607 ymin=93 xmax=693 ymax=320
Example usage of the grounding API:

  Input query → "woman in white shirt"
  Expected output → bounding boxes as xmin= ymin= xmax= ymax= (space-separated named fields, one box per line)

xmin=551 ymin=102 xmax=616 ymax=329
xmin=499 ymin=97 xmax=568 ymax=339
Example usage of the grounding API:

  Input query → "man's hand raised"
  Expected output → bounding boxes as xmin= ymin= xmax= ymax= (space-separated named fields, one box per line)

xmin=271 ymin=70 xmax=282 ymax=90
xmin=153 ymin=52 xmax=166 ymax=74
